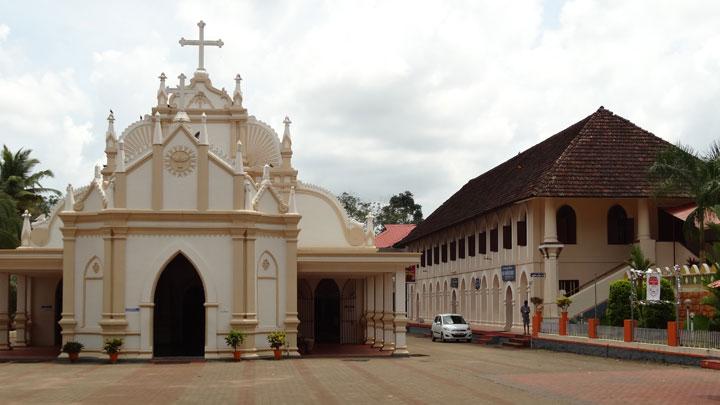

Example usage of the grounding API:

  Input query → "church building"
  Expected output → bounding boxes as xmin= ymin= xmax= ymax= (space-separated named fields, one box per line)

xmin=0 ymin=22 xmax=417 ymax=358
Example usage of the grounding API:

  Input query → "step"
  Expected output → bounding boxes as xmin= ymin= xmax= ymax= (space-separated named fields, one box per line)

xmin=509 ymin=337 xmax=530 ymax=344
xmin=502 ymin=341 xmax=529 ymax=349
xmin=701 ymin=359 xmax=720 ymax=370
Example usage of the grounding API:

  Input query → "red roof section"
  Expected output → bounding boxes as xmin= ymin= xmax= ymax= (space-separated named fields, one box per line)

xmin=398 ymin=107 xmax=675 ymax=246
xmin=375 ymin=224 xmax=417 ymax=248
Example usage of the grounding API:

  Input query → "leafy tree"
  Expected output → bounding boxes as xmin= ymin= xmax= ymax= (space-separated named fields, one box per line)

xmin=0 ymin=145 xmax=59 ymax=216
xmin=375 ymin=191 xmax=423 ymax=229
xmin=701 ymin=269 xmax=720 ymax=331
xmin=337 ymin=192 xmax=379 ymax=224
xmin=626 ymin=245 xmax=653 ymax=271
xmin=0 ymin=193 xmax=20 ymax=249
xmin=649 ymin=142 xmax=720 ymax=262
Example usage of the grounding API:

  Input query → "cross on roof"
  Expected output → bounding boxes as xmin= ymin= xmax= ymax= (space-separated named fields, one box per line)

xmin=179 ymin=20 xmax=224 ymax=72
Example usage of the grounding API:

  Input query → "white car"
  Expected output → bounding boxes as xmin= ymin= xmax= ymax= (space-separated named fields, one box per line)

xmin=431 ymin=314 xmax=473 ymax=342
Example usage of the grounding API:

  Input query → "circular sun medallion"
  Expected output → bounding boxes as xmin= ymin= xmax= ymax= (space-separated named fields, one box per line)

xmin=164 ymin=145 xmax=197 ymax=177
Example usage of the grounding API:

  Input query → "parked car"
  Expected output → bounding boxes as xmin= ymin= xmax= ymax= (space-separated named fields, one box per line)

xmin=431 ymin=314 xmax=473 ymax=342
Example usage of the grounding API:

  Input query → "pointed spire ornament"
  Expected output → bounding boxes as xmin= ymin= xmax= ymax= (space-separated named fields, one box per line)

xmin=288 ymin=186 xmax=297 ymax=214
xmin=244 ymin=180 xmax=255 ymax=210
xmin=65 ymin=184 xmax=75 ymax=211
xmin=117 ymin=140 xmax=126 ymax=172
xmin=152 ymin=112 xmax=163 ymax=145
xmin=199 ymin=112 xmax=209 ymax=145
xmin=234 ymin=141 xmax=244 ymax=174
xmin=233 ymin=74 xmax=243 ymax=105
xmin=282 ymin=116 xmax=292 ymax=149
xmin=157 ymin=72 xmax=168 ymax=106
xmin=105 ymin=178 xmax=115 ymax=209
xmin=20 ymin=210 xmax=32 ymax=247
xmin=94 ymin=164 xmax=102 ymax=181
xmin=106 ymin=110 xmax=116 ymax=137
xmin=172 ymin=73 xmax=191 ymax=122
xmin=262 ymin=164 xmax=271 ymax=183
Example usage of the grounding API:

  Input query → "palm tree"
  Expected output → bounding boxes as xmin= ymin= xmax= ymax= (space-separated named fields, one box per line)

xmin=0 ymin=192 xmax=20 ymax=249
xmin=0 ymin=145 xmax=59 ymax=215
xmin=649 ymin=142 xmax=720 ymax=262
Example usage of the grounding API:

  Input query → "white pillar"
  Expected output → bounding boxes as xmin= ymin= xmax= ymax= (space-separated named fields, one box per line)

xmin=0 ymin=273 xmax=9 ymax=349
xmin=540 ymin=198 xmax=562 ymax=318
xmin=543 ymin=198 xmax=558 ymax=243
xmin=393 ymin=270 xmax=409 ymax=356
xmin=14 ymin=275 xmax=27 ymax=347
xmin=637 ymin=199 xmax=656 ymax=262
xmin=364 ymin=277 xmax=375 ymax=345
xmin=382 ymin=272 xmax=395 ymax=351
xmin=372 ymin=275 xmax=384 ymax=348
xmin=205 ymin=303 xmax=218 ymax=358
xmin=139 ymin=302 xmax=154 ymax=358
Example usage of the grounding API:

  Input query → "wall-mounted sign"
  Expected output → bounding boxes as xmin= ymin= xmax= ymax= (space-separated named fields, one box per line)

xmin=530 ymin=272 xmax=545 ymax=278
xmin=501 ymin=265 xmax=516 ymax=282
xmin=646 ymin=271 xmax=661 ymax=302
xmin=125 ymin=307 xmax=140 ymax=312
xmin=450 ymin=277 xmax=459 ymax=288
xmin=40 ymin=305 xmax=52 ymax=311
xmin=474 ymin=278 xmax=481 ymax=290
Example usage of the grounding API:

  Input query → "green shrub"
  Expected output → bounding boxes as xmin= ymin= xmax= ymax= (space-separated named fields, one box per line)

xmin=685 ymin=314 xmax=711 ymax=331
xmin=103 ymin=338 xmax=123 ymax=354
xmin=225 ymin=329 xmax=245 ymax=350
xmin=637 ymin=278 xmax=675 ymax=328
xmin=62 ymin=341 xmax=84 ymax=354
xmin=606 ymin=280 xmax=633 ymax=326
xmin=267 ymin=331 xmax=286 ymax=349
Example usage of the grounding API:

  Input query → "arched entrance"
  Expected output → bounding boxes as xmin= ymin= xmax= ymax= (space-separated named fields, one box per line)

xmin=54 ymin=280 xmax=63 ymax=346
xmin=315 ymin=279 xmax=340 ymax=343
xmin=504 ymin=286 xmax=513 ymax=331
xmin=153 ymin=254 xmax=206 ymax=357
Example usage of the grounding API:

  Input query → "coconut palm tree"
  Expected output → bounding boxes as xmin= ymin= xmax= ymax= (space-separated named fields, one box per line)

xmin=0 ymin=192 xmax=20 ymax=249
xmin=0 ymin=145 xmax=59 ymax=215
xmin=649 ymin=142 xmax=720 ymax=262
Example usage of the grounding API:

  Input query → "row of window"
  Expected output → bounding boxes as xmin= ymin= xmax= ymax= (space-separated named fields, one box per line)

xmin=419 ymin=203 xmax=635 ymax=267
xmin=419 ymin=220 xmax=527 ymax=267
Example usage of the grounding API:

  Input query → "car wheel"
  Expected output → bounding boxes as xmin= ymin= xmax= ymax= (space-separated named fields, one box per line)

xmin=431 ymin=332 xmax=436 ymax=342
xmin=440 ymin=334 xmax=445 ymax=343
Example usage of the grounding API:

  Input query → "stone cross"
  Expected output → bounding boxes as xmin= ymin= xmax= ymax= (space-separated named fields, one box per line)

xmin=179 ymin=20 xmax=224 ymax=72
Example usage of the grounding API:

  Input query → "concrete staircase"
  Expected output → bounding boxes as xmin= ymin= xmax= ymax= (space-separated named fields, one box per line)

xmin=567 ymin=263 xmax=630 ymax=319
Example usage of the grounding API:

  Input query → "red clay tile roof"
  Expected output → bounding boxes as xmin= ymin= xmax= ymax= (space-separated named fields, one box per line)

xmin=375 ymin=224 xmax=417 ymax=248
xmin=398 ymin=107 xmax=674 ymax=246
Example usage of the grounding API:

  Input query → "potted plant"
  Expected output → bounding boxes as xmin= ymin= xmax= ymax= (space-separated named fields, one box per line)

xmin=225 ymin=329 xmax=246 ymax=361
xmin=103 ymin=338 xmax=123 ymax=364
xmin=62 ymin=341 xmax=84 ymax=363
xmin=267 ymin=331 xmax=286 ymax=360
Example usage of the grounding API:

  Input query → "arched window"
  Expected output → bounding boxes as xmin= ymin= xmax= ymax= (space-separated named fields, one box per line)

xmin=556 ymin=205 xmax=576 ymax=244
xmin=608 ymin=205 xmax=633 ymax=244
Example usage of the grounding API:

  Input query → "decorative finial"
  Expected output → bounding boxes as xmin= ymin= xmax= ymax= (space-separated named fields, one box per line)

xmin=179 ymin=20 xmax=224 ymax=72
xmin=172 ymin=73 xmax=191 ymax=122
xmin=117 ymin=140 xmax=126 ymax=172
xmin=282 ymin=116 xmax=292 ymax=149
xmin=233 ymin=74 xmax=243 ymax=105
xmin=153 ymin=112 xmax=163 ymax=144
xmin=234 ymin=141 xmax=244 ymax=174
xmin=20 ymin=210 xmax=31 ymax=247
xmin=366 ymin=213 xmax=375 ymax=234
xmin=157 ymin=72 xmax=168 ymax=106
xmin=199 ymin=112 xmax=209 ymax=145
xmin=262 ymin=164 xmax=271 ymax=182
xmin=107 ymin=110 xmax=115 ymax=135
xmin=244 ymin=180 xmax=255 ymax=210
xmin=94 ymin=164 xmax=102 ymax=180
xmin=65 ymin=184 xmax=75 ymax=211
xmin=288 ymin=186 xmax=297 ymax=214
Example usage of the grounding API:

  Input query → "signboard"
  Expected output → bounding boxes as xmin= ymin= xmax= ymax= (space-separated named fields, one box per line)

xmin=474 ymin=278 xmax=481 ymax=290
xmin=646 ymin=271 xmax=661 ymax=302
xmin=405 ymin=265 xmax=416 ymax=283
xmin=530 ymin=272 xmax=545 ymax=278
xmin=125 ymin=307 xmax=140 ymax=313
xmin=450 ymin=277 xmax=459 ymax=288
xmin=501 ymin=265 xmax=516 ymax=282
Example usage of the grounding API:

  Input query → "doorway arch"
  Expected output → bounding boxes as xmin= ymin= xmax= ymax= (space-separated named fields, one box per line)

xmin=54 ymin=280 xmax=63 ymax=346
xmin=504 ymin=286 xmax=513 ymax=331
xmin=153 ymin=254 xmax=206 ymax=357
xmin=315 ymin=279 xmax=340 ymax=343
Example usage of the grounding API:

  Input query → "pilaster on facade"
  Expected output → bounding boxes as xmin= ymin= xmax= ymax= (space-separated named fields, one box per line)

xmin=364 ymin=276 xmax=375 ymax=345
xmin=0 ymin=273 xmax=9 ymax=350
xmin=382 ymin=272 xmax=395 ymax=352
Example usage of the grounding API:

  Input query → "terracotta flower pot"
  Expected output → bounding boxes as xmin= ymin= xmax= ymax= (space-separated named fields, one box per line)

xmin=273 ymin=348 xmax=282 ymax=360
xmin=69 ymin=352 xmax=79 ymax=363
xmin=109 ymin=353 xmax=119 ymax=364
xmin=233 ymin=351 xmax=242 ymax=361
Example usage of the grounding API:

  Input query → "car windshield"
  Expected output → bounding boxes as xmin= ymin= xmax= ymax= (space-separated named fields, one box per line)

xmin=443 ymin=315 xmax=466 ymax=325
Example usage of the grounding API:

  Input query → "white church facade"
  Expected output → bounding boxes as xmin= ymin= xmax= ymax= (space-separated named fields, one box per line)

xmin=0 ymin=22 xmax=417 ymax=359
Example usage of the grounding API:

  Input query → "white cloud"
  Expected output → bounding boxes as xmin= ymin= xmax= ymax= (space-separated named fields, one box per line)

xmin=3 ymin=1 xmax=720 ymax=216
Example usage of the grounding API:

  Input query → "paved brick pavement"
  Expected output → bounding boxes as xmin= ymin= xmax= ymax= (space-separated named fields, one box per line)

xmin=0 ymin=336 xmax=718 ymax=404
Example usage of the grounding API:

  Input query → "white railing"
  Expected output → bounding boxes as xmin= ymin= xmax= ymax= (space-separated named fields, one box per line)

xmin=540 ymin=319 xmax=558 ymax=334
xmin=597 ymin=325 xmax=624 ymax=341
xmin=633 ymin=327 xmax=667 ymax=345
xmin=567 ymin=322 xmax=588 ymax=337
xmin=680 ymin=329 xmax=720 ymax=349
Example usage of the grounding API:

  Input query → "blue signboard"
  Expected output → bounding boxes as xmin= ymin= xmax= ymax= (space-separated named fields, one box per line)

xmin=501 ymin=265 xmax=516 ymax=282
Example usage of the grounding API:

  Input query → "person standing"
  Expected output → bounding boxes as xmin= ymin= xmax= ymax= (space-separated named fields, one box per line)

xmin=521 ymin=300 xmax=531 ymax=335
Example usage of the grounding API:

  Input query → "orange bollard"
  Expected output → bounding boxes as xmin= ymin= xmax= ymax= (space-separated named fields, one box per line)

xmin=532 ymin=314 xmax=540 ymax=337
xmin=588 ymin=318 xmax=598 ymax=338
xmin=623 ymin=319 xmax=634 ymax=342
xmin=559 ymin=312 xmax=568 ymax=336
xmin=667 ymin=321 xmax=678 ymax=346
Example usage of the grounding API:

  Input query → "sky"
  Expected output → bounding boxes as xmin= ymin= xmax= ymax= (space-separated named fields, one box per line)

xmin=1 ymin=0 xmax=720 ymax=215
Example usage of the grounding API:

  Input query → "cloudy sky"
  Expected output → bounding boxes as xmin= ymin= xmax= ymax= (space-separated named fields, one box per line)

xmin=1 ymin=1 xmax=720 ymax=214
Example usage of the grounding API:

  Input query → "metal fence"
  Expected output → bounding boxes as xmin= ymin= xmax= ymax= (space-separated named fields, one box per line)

xmin=567 ymin=322 xmax=588 ymax=337
xmin=596 ymin=325 xmax=624 ymax=341
xmin=540 ymin=319 xmax=558 ymax=334
xmin=680 ymin=329 xmax=720 ymax=349
xmin=633 ymin=327 xmax=668 ymax=345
